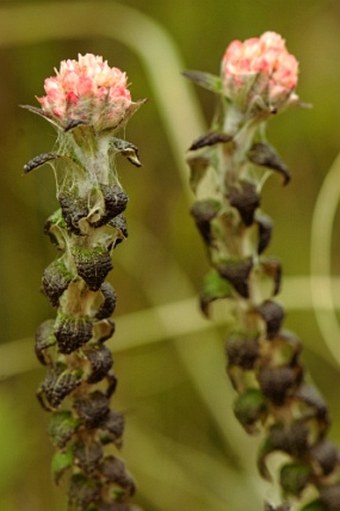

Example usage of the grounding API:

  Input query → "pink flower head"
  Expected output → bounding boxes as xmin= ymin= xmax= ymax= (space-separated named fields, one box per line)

xmin=221 ymin=32 xmax=299 ymax=114
xmin=37 ymin=53 xmax=133 ymax=131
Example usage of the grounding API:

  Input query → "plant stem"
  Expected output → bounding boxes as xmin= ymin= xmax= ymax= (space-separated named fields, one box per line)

xmin=187 ymin=95 xmax=340 ymax=511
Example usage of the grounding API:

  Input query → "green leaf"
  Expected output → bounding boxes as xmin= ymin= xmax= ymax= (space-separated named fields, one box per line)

xmin=300 ymin=499 xmax=327 ymax=511
xmin=52 ymin=448 xmax=74 ymax=484
xmin=200 ymin=269 xmax=232 ymax=316
xmin=233 ymin=388 xmax=267 ymax=434
xmin=48 ymin=411 xmax=80 ymax=448
xmin=280 ymin=462 xmax=311 ymax=496
xmin=257 ymin=434 xmax=276 ymax=480
xmin=187 ymin=154 xmax=210 ymax=193
xmin=20 ymin=103 xmax=58 ymax=127
xmin=258 ymin=422 xmax=309 ymax=480
xmin=182 ymin=70 xmax=222 ymax=93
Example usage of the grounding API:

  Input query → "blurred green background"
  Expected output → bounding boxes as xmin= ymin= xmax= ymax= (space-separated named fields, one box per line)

xmin=1 ymin=1 xmax=340 ymax=510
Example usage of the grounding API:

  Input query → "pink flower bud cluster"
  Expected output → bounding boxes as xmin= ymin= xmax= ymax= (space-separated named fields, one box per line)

xmin=37 ymin=53 xmax=132 ymax=131
xmin=221 ymin=32 xmax=299 ymax=113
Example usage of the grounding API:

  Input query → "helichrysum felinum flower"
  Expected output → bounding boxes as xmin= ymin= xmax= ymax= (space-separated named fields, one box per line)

xmin=37 ymin=53 xmax=135 ymax=132
xmin=221 ymin=31 xmax=299 ymax=116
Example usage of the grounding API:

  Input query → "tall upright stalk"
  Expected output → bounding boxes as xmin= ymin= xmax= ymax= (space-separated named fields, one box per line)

xmin=24 ymin=54 xmax=144 ymax=511
xmin=186 ymin=32 xmax=340 ymax=511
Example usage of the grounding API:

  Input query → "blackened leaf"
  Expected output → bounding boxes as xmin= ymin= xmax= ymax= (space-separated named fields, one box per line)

xmin=217 ymin=257 xmax=253 ymax=298
xmin=48 ymin=410 xmax=80 ymax=449
xmin=86 ymin=345 xmax=113 ymax=384
xmin=23 ymin=152 xmax=59 ymax=174
xmin=72 ymin=245 xmax=113 ymax=291
xmin=54 ymin=314 xmax=93 ymax=354
xmin=255 ymin=211 xmax=273 ymax=254
xmin=258 ymin=366 xmax=300 ymax=405
xmin=189 ymin=131 xmax=233 ymax=151
xmin=95 ymin=283 xmax=117 ymax=320
xmin=233 ymin=388 xmax=267 ymax=433
xmin=190 ymin=199 xmax=221 ymax=244
xmin=99 ymin=410 xmax=125 ymax=447
xmin=258 ymin=422 xmax=309 ymax=479
xmin=42 ymin=258 xmax=74 ymax=307
xmin=100 ymin=456 xmax=136 ymax=496
xmin=248 ymin=142 xmax=291 ymax=185
xmin=111 ymin=138 xmax=142 ymax=167
xmin=255 ymin=300 xmax=284 ymax=339
xmin=74 ymin=391 xmax=110 ymax=428
xmin=226 ymin=333 xmax=259 ymax=370
xmin=182 ymin=70 xmax=222 ymax=93
xmin=295 ymin=384 xmax=329 ymax=426
xmin=95 ymin=319 xmax=115 ymax=344
xmin=90 ymin=185 xmax=128 ymax=228
xmin=52 ymin=448 xmax=74 ymax=484
xmin=200 ymin=269 xmax=232 ymax=316
xmin=58 ymin=191 xmax=89 ymax=235
xmin=228 ymin=181 xmax=260 ymax=226
xmin=311 ymin=441 xmax=338 ymax=476
xmin=74 ymin=440 xmax=103 ymax=475
xmin=260 ymin=257 xmax=282 ymax=296
xmin=64 ymin=119 xmax=86 ymax=131
xmin=68 ymin=473 xmax=101 ymax=508
xmin=280 ymin=462 xmax=311 ymax=497
xmin=39 ymin=366 xmax=83 ymax=410
xmin=109 ymin=214 xmax=128 ymax=247
xmin=35 ymin=319 xmax=56 ymax=365
xmin=106 ymin=371 xmax=118 ymax=398
xmin=269 ymin=330 xmax=302 ymax=366
xmin=100 ymin=184 xmax=128 ymax=218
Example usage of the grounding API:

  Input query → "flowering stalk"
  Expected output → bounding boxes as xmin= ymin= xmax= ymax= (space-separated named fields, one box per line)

xmin=185 ymin=32 xmax=340 ymax=511
xmin=23 ymin=54 xmax=144 ymax=511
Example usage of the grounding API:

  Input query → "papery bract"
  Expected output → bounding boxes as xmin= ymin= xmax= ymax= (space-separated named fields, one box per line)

xmin=221 ymin=31 xmax=299 ymax=114
xmin=37 ymin=53 xmax=133 ymax=131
